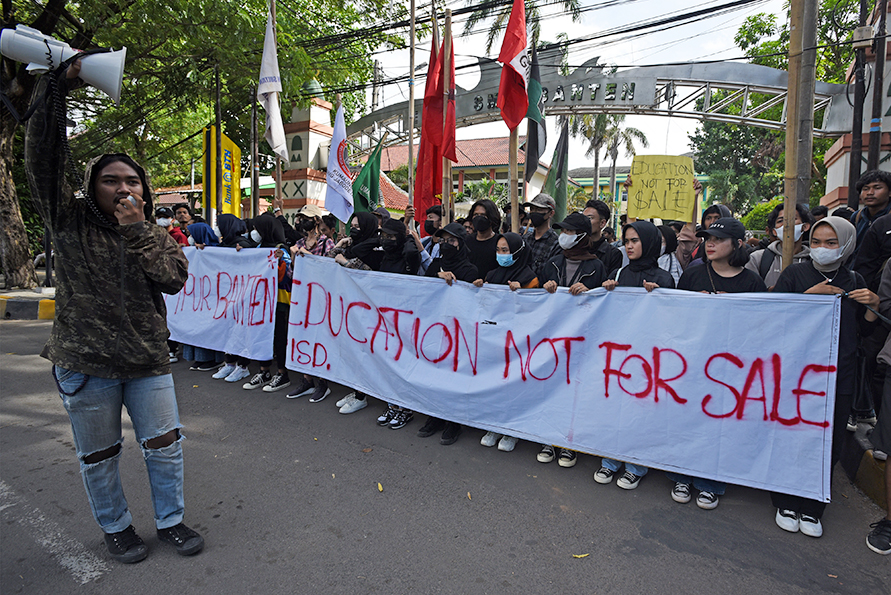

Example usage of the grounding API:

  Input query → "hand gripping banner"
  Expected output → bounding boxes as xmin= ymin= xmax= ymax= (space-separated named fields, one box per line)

xmin=287 ymin=256 xmax=841 ymax=501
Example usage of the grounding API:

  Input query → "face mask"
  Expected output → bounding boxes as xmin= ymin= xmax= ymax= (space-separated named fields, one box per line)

xmin=381 ymin=238 xmax=399 ymax=251
xmin=659 ymin=243 xmax=666 ymax=256
xmin=187 ymin=236 xmax=195 ymax=246
xmin=300 ymin=219 xmax=316 ymax=233
xmin=156 ymin=217 xmax=172 ymax=227
xmin=213 ymin=226 xmax=221 ymax=239
xmin=250 ymin=230 xmax=262 ymax=244
xmin=496 ymin=253 xmax=515 ymax=267
xmin=440 ymin=242 xmax=459 ymax=258
xmin=529 ymin=212 xmax=547 ymax=228
xmin=558 ymin=232 xmax=585 ymax=250
xmin=775 ymin=224 xmax=804 ymax=242
xmin=472 ymin=215 xmax=491 ymax=232
xmin=810 ymin=247 xmax=841 ymax=266
xmin=424 ymin=220 xmax=437 ymax=236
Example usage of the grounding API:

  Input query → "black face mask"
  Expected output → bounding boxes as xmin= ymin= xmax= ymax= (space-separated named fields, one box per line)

xmin=472 ymin=215 xmax=491 ymax=232
xmin=424 ymin=220 xmax=437 ymax=236
xmin=300 ymin=219 xmax=316 ymax=233
xmin=381 ymin=238 xmax=400 ymax=252
xmin=529 ymin=212 xmax=547 ymax=228
xmin=439 ymin=242 xmax=459 ymax=259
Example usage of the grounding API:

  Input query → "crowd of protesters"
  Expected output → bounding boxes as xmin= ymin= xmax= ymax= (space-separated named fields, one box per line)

xmin=161 ymin=170 xmax=891 ymax=557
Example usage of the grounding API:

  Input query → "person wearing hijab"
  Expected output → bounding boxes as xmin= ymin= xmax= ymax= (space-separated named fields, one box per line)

xmin=318 ymin=213 xmax=377 ymax=414
xmin=594 ymin=221 xmax=675 ymax=492
xmin=212 ymin=215 xmax=254 ymax=384
xmin=657 ymin=224 xmax=683 ymax=285
xmin=185 ymin=222 xmax=219 ymax=248
xmin=769 ymin=216 xmax=879 ymax=538
xmin=416 ymin=223 xmax=480 ymax=445
xmin=473 ymin=232 xmax=540 ymax=452
xmin=477 ymin=232 xmax=539 ymax=289
xmin=240 ymin=215 xmax=294 ymax=393
xmin=179 ymin=223 xmax=224 ymax=371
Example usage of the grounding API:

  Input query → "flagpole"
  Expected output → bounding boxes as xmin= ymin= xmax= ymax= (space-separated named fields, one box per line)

xmin=510 ymin=127 xmax=518 ymax=233
xmin=251 ymin=84 xmax=259 ymax=219
xmin=441 ymin=9 xmax=452 ymax=225
xmin=215 ymin=63 xmax=223 ymax=226
xmin=335 ymin=92 xmax=344 ymax=237
xmin=271 ymin=0 xmax=282 ymax=208
xmin=407 ymin=0 xmax=416 ymax=214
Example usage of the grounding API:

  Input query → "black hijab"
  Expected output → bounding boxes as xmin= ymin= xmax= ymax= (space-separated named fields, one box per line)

xmin=485 ymin=232 xmax=537 ymax=286
xmin=433 ymin=223 xmax=478 ymax=282
xmin=351 ymin=212 xmax=379 ymax=245
xmin=658 ymin=224 xmax=678 ymax=256
xmin=218 ymin=214 xmax=246 ymax=246
xmin=252 ymin=212 xmax=286 ymax=247
xmin=625 ymin=221 xmax=662 ymax=272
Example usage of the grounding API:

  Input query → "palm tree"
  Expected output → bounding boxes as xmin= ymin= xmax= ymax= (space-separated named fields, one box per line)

xmin=603 ymin=117 xmax=649 ymax=202
xmin=569 ymin=114 xmax=612 ymax=199
xmin=464 ymin=0 xmax=582 ymax=53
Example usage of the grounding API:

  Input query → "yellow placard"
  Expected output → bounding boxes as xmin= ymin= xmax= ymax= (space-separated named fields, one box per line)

xmin=627 ymin=155 xmax=696 ymax=222
xmin=202 ymin=126 xmax=242 ymax=217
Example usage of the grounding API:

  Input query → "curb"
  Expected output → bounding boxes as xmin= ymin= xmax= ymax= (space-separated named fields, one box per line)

xmin=0 ymin=296 xmax=55 ymax=320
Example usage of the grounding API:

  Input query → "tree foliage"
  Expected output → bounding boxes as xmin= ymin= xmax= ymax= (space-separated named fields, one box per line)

xmin=463 ymin=1 xmax=582 ymax=54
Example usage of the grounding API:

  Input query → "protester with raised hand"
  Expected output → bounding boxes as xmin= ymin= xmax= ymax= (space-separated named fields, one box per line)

xmin=416 ymin=223 xmax=480 ymax=445
xmin=769 ymin=216 xmax=878 ymax=538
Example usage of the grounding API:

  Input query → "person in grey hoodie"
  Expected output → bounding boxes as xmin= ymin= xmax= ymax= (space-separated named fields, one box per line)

xmin=745 ymin=203 xmax=813 ymax=290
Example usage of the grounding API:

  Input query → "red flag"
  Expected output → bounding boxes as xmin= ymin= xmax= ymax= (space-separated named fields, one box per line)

xmin=413 ymin=32 xmax=444 ymax=222
xmin=496 ymin=0 xmax=529 ymax=131
xmin=442 ymin=39 xmax=457 ymax=163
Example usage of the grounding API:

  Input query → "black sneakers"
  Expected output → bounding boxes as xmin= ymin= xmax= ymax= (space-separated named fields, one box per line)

xmin=104 ymin=525 xmax=148 ymax=564
xmin=417 ymin=417 xmax=445 ymax=438
xmin=157 ymin=523 xmax=205 ymax=556
xmin=440 ymin=422 xmax=461 ymax=445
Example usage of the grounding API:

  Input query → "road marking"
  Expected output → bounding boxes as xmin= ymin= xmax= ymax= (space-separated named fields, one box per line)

xmin=0 ymin=480 xmax=109 ymax=584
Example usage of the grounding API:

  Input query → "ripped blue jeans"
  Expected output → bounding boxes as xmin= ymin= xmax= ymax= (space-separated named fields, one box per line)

xmin=55 ymin=366 xmax=185 ymax=533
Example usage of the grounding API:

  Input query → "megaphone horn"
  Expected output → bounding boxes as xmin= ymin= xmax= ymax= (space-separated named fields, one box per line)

xmin=78 ymin=49 xmax=127 ymax=106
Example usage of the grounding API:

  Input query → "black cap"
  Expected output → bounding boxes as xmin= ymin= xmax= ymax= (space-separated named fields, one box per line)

xmin=434 ymin=222 xmax=468 ymax=239
xmin=155 ymin=206 xmax=174 ymax=218
xmin=696 ymin=217 xmax=745 ymax=241
xmin=553 ymin=212 xmax=591 ymax=233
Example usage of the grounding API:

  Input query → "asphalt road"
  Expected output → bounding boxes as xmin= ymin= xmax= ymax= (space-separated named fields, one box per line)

xmin=1 ymin=320 xmax=888 ymax=594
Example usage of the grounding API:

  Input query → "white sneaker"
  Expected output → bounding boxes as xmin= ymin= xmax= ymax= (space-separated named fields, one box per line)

xmin=497 ymin=435 xmax=518 ymax=452
xmin=874 ymin=449 xmax=888 ymax=461
xmin=799 ymin=514 xmax=823 ymax=538
xmin=339 ymin=395 xmax=368 ymax=414
xmin=775 ymin=509 xmax=800 ymax=533
xmin=336 ymin=392 xmax=356 ymax=408
xmin=212 ymin=363 xmax=236 ymax=379
xmin=224 ymin=365 xmax=250 ymax=383
xmin=480 ymin=431 xmax=500 ymax=447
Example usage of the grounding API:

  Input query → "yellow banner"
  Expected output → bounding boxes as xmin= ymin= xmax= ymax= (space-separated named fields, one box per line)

xmin=627 ymin=155 xmax=696 ymax=222
xmin=202 ymin=126 xmax=242 ymax=217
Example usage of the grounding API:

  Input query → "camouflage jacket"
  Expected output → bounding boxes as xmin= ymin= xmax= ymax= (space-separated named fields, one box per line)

xmin=24 ymin=73 xmax=188 ymax=379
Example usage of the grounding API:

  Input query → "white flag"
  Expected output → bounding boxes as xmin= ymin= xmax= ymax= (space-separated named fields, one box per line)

xmin=324 ymin=105 xmax=353 ymax=222
xmin=258 ymin=9 xmax=288 ymax=162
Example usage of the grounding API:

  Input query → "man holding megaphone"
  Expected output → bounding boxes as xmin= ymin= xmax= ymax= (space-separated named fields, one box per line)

xmin=22 ymin=58 xmax=205 ymax=564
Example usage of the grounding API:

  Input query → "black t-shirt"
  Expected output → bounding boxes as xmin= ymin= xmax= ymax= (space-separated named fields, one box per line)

xmin=466 ymin=235 xmax=499 ymax=281
xmin=677 ymin=262 xmax=767 ymax=294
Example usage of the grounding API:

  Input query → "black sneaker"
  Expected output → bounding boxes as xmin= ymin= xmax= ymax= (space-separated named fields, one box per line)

xmin=377 ymin=406 xmax=397 ymax=426
xmin=867 ymin=519 xmax=891 ymax=555
xmin=157 ymin=523 xmax=204 ymax=556
xmin=286 ymin=377 xmax=315 ymax=399
xmin=440 ymin=422 xmax=461 ymax=445
xmin=417 ymin=417 xmax=445 ymax=438
xmin=242 ymin=371 xmax=272 ymax=390
xmin=104 ymin=525 xmax=148 ymax=564
xmin=308 ymin=378 xmax=331 ymax=402
xmin=190 ymin=360 xmax=219 ymax=371
xmin=389 ymin=410 xmax=414 ymax=430
xmin=261 ymin=373 xmax=291 ymax=393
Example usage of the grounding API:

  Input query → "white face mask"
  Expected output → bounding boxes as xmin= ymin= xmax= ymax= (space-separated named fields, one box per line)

xmin=775 ymin=224 xmax=804 ymax=242
xmin=250 ymin=229 xmax=262 ymax=243
xmin=213 ymin=226 xmax=222 ymax=240
xmin=659 ymin=242 xmax=666 ymax=257
xmin=156 ymin=217 xmax=172 ymax=227
xmin=810 ymin=246 xmax=840 ymax=266
xmin=558 ymin=232 xmax=584 ymax=250
xmin=187 ymin=236 xmax=195 ymax=246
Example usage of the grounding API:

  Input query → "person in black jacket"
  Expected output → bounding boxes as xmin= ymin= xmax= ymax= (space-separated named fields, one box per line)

xmin=769 ymin=216 xmax=879 ymax=539
xmin=583 ymin=199 xmax=623 ymax=278
xmin=541 ymin=213 xmax=607 ymax=296
xmin=417 ymin=223 xmax=480 ymax=445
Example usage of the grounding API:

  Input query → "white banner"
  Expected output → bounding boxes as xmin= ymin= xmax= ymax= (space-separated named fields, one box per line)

xmin=287 ymin=256 xmax=842 ymax=501
xmin=164 ymin=247 xmax=278 ymax=361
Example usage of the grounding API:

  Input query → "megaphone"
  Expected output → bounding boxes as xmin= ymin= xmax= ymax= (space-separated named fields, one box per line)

xmin=0 ymin=25 xmax=126 ymax=105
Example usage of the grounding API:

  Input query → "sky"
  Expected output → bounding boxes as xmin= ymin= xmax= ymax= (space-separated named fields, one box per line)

xmin=370 ymin=0 xmax=789 ymax=171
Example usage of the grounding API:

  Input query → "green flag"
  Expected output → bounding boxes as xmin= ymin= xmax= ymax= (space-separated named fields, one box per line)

xmin=524 ymin=46 xmax=546 ymax=183
xmin=543 ymin=120 xmax=569 ymax=223
xmin=352 ymin=138 xmax=384 ymax=213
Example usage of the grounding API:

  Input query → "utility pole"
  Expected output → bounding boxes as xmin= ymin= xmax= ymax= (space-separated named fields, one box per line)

xmin=782 ymin=0 xmax=817 ymax=270
xmin=848 ymin=0 xmax=870 ymax=209
xmin=868 ymin=0 xmax=888 ymax=170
